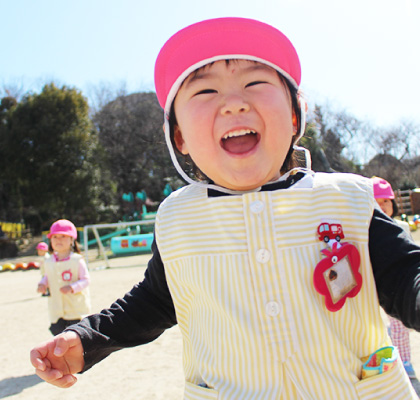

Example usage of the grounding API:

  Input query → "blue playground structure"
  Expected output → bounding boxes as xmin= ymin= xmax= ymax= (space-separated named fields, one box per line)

xmin=83 ymin=185 xmax=174 ymax=268
xmin=110 ymin=233 xmax=154 ymax=254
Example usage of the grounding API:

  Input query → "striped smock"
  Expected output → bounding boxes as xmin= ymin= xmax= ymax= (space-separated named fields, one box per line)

xmin=155 ymin=171 xmax=417 ymax=399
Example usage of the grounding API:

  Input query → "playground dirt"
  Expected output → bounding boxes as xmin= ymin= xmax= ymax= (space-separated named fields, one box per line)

xmin=1 ymin=235 xmax=420 ymax=399
xmin=0 ymin=254 xmax=185 ymax=400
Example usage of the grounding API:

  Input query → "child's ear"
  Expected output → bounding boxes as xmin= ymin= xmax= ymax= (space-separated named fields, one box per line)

xmin=173 ymin=125 xmax=189 ymax=155
xmin=292 ymin=113 xmax=298 ymax=135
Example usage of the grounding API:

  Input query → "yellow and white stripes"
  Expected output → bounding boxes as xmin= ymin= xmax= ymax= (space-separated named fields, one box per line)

xmin=156 ymin=172 xmax=417 ymax=399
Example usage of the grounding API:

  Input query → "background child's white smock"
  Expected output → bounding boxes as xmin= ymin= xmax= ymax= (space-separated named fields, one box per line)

xmin=44 ymin=253 xmax=91 ymax=324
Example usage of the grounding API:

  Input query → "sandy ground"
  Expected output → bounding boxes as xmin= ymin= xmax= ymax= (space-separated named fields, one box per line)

xmin=1 ymin=228 xmax=420 ymax=399
xmin=0 ymin=254 xmax=184 ymax=400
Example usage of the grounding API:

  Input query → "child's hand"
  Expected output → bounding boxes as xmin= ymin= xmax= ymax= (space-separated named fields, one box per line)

xmin=30 ymin=331 xmax=84 ymax=388
xmin=60 ymin=285 xmax=73 ymax=294
xmin=37 ymin=284 xmax=47 ymax=294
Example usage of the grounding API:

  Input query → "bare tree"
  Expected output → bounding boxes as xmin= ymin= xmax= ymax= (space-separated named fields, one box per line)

xmin=306 ymin=105 xmax=361 ymax=172
xmin=85 ymin=81 xmax=128 ymax=116
xmin=372 ymin=120 xmax=420 ymax=162
xmin=363 ymin=121 xmax=420 ymax=188
xmin=1 ymin=82 xmax=26 ymax=101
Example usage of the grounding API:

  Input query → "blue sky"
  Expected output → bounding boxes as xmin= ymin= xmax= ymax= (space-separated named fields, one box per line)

xmin=2 ymin=0 xmax=419 ymax=127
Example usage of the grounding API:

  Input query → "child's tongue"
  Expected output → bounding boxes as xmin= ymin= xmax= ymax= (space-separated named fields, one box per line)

xmin=222 ymin=133 xmax=258 ymax=154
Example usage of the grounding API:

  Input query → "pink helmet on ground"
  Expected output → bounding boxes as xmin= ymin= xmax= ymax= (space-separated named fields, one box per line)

xmin=371 ymin=177 xmax=395 ymax=199
xmin=47 ymin=219 xmax=77 ymax=239
xmin=36 ymin=242 xmax=49 ymax=251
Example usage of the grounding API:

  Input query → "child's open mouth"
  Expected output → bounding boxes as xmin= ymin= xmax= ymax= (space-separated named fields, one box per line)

xmin=221 ymin=130 xmax=259 ymax=154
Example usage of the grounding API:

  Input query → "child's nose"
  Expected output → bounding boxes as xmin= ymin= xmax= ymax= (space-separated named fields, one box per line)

xmin=220 ymin=95 xmax=250 ymax=115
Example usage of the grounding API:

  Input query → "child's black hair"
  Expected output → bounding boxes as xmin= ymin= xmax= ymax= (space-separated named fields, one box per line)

xmin=391 ymin=199 xmax=399 ymax=218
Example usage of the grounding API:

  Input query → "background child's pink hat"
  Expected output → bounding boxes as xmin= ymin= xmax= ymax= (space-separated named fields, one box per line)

xmin=372 ymin=177 xmax=395 ymax=199
xmin=47 ymin=219 xmax=77 ymax=239
xmin=154 ymin=17 xmax=301 ymax=113
xmin=36 ymin=242 xmax=48 ymax=251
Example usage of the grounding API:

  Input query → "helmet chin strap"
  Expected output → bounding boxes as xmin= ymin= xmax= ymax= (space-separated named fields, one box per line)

xmin=164 ymin=96 xmax=311 ymax=192
xmin=297 ymin=96 xmax=307 ymax=142
xmin=164 ymin=115 xmax=198 ymax=187
xmin=293 ymin=145 xmax=312 ymax=170
xmin=293 ymin=97 xmax=311 ymax=169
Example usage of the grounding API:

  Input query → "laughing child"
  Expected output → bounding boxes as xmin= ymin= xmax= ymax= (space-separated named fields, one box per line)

xmin=31 ymin=18 xmax=420 ymax=399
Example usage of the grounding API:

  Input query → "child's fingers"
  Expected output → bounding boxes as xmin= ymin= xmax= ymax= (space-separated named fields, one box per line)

xmin=31 ymin=331 xmax=83 ymax=385
xmin=35 ymin=368 xmax=77 ymax=388
xmin=35 ymin=367 xmax=63 ymax=382
xmin=53 ymin=331 xmax=79 ymax=356
xmin=55 ymin=374 xmax=77 ymax=388
xmin=30 ymin=354 xmax=45 ymax=371
xmin=53 ymin=337 xmax=69 ymax=356
xmin=30 ymin=347 xmax=49 ymax=370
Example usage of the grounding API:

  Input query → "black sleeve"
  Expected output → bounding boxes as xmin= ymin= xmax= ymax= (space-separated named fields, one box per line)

xmin=66 ymin=239 xmax=177 ymax=371
xmin=369 ymin=207 xmax=420 ymax=330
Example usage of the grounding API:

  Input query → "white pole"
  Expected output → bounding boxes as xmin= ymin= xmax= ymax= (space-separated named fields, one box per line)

xmin=82 ymin=220 xmax=155 ymax=270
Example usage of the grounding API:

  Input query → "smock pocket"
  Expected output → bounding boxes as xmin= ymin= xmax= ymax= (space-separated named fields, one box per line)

xmin=184 ymin=381 xmax=218 ymax=400
xmin=62 ymin=291 xmax=89 ymax=318
xmin=355 ymin=356 xmax=417 ymax=399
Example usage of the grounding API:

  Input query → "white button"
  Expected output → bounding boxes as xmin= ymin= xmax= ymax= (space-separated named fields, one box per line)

xmin=266 ymin=301 xmax=281 ymax=317
xmin=250 ymin=200 xmax=264 ymax=214
xmin=256 ymin=248 xmax=271 ymax=263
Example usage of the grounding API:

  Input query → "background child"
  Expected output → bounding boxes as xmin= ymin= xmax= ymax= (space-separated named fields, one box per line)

xmin=36 ymin=219 xmax=91 ymax=335
xmin=36 ymin=241 xmax=50 ymax=296
xmin=30 ymin=18 xmax=420 ymax=399
xmin=36 ymin=241 xmax=49 ymax=258
xmin=372 ymin=176 xmax=416 ymax=378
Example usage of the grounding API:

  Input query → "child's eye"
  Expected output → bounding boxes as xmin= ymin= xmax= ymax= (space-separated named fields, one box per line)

xmin=246 ymin=81 xmax=267 ymax=87
xmin=194 ymin=89 xmax=217 ymax=96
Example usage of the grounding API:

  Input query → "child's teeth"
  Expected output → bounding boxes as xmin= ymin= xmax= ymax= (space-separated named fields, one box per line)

xmin=224 ymin=130 xmax=255 ymax=139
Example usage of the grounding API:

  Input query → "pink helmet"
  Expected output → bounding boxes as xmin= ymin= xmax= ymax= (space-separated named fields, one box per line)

xmin=372 ymin=177 xmax=395 ymax=199
xmin=47 ymin=219 xmax=77 ymax=239
xmin=36 ymin=242 xmax=49 ymax=251
xmin=155 ymin=17 xmax=301 ymax=114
